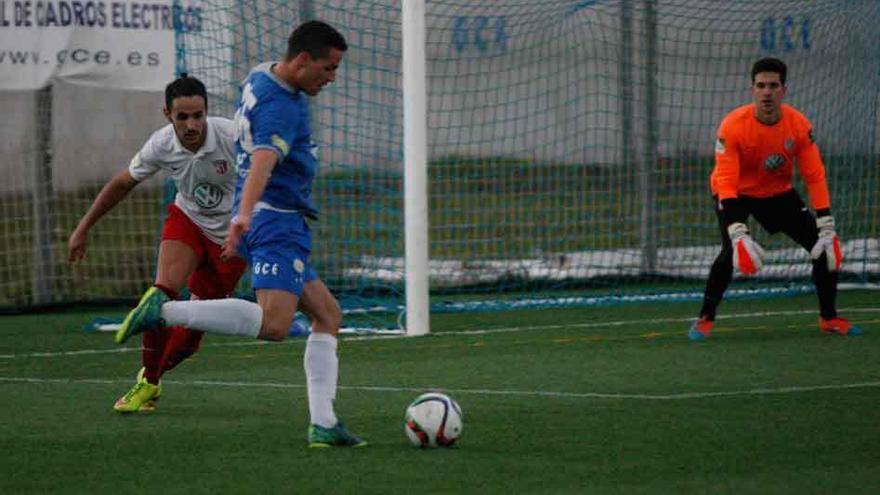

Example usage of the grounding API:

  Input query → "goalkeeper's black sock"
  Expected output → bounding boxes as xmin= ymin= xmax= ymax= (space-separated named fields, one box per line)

xmin=812 ymin=260 xmax=838 ymax=319
xmin=698 ymin=298 xmax=720 ymax=321
xmin=700 ymin=257 xmax=733 ymax=320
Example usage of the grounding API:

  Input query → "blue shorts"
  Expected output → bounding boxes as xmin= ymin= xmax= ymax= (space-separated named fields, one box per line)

xmin=239 ymin=209 xmax=318 ymax=296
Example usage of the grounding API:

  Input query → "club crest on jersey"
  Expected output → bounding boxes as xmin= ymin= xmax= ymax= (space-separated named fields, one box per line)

xmin=714 ymin=138 xmax=726 ymax=154
xmin=784 ymin=138 xmax=794 ymax=151
xmin=213 ymin=159 xmax=229 ymax=175
xmin=193 ymin=183 xmax=224 ymax=209
xmin=293 ymin=258 xmax=305 ymax=274
xmin=763 ymin=154 xmax=785 ymax=172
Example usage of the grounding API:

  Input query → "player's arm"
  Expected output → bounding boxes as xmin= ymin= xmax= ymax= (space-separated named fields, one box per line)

xmin=236 ymin=149 xmax=277 ymax=224
xmin=712 ymin=125 xmax=747 ymax=226
xmin=222 ymin=149 xmax=277 ymax=259
xmin=714 ymin=123 xmax=764 ymax=275
xmin=68 ymin=169 xmax=139 ymax=262
xmin=797 ymin=129 xmax=841 ymax=270
xmin=795 ymin=130 xmax=831 ymax=214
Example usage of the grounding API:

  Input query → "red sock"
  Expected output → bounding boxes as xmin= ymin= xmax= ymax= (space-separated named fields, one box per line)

xmin=158 ymin=327 xmax=204 ymax=377
xmin=142 ymin=326 xmax=172 ymax=385
xmin=141 ymin=284 xmax=179 ymax=385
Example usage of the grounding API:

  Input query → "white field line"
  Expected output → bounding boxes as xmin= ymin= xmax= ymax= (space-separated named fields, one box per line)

xmin=1 ymin=306 xmax=878 ymax=361
xmin=1 ymin=376 xmax=879 ymax=401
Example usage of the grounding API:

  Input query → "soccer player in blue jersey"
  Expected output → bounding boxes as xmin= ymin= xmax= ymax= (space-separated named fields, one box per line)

xmin=115 ymin=20 xmax=365 ymax=448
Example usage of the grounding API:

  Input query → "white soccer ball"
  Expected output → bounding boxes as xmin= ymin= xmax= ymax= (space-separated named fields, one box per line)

xmin=404 ymin=392 xmax=463 ymax=448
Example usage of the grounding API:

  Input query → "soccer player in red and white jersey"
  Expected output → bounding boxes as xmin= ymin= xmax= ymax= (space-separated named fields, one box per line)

xmin=68 ymin=75 xmax=246 ymax=411
xmin=688 ymin=57 xmax=861 ymax=340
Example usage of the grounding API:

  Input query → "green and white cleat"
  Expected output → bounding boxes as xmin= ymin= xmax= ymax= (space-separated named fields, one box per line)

xmin=115 ymin=287 xmax=168 ymax=344
xmin=308 ymin=422 xmax=368 ymax=448
xmin=113 ymin=372 xmax=161 ymax=414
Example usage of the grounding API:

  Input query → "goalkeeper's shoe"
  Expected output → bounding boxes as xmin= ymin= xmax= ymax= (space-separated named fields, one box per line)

xmin=688 ymin=316 xmax=714 ymax=341
xmin=115 ymin=286 xmax=168 ymax=344
xmin=113 ymin=371 xmax=161 ymax=413
xmin=819 ymin=317 xmax=863 ymax=336
xmin=308 ymin=422 xmax=368 ymax=448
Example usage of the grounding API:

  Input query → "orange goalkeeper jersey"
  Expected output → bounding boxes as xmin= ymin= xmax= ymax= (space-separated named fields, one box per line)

xmin=710 ymin=103 xmax=830 ymax=210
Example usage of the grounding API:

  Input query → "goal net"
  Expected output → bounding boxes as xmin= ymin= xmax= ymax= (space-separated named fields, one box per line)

xmin=4 ymin=1 xmax=878 ymax=330
xmin=178 ymin=0 xmax=878 ymax=325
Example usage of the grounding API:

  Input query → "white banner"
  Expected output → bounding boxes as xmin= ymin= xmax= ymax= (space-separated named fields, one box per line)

xmin=0 ymin=0 xmax=207 ymax=90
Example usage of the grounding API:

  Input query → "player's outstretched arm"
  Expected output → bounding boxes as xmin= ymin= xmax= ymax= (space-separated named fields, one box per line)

xmin=794 ymin=127 xmax=840 ymax=271
xmin=68 ymin=169 xmax=139 ymax=263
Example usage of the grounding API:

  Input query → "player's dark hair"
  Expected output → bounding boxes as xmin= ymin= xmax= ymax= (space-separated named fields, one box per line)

xmin=165 ymin=74 xmax=208 ymax=110
xmin=751 ymin=58 xmax=787 ymax=86
xmin=286 ymin=20 xmax=348 ymax=60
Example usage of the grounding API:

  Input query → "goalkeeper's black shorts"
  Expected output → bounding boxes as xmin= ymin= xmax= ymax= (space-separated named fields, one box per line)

xmin=713 ymin=189 xmax=819 ymax=248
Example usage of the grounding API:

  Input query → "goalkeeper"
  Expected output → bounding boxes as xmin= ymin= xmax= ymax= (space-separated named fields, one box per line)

xmin=68 ymin=75 xmax=246 ymax=411
xmin=689 ymin=57 xmax=861 ymax=340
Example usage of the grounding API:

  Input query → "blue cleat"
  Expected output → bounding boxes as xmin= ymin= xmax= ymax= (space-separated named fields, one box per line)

xmin=308 ymin=422 xmax=367 ymax=448
xmin=115 ymin=287 xmax=169 ymax=344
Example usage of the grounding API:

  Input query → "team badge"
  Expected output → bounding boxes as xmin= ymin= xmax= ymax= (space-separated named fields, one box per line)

xmin=293 ymin=258 xmax=305 ymax=274
xmin=193 ymin=183 xmax=224 ymax=208
xmin=214 ymin=159 xmax=229 ymax=175
xmin=783 ymin=138 xmax=794 ymax=151
xmin=763 ymin=154 xmax=785 ymax=172
xmin=714 ymin=138 xmax=726 ymax=154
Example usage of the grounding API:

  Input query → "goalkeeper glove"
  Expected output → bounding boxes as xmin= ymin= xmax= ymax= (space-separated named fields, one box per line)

xmin=810 ymin=216 xmax=842 ymax=271
xmin=727 ymin=222 xmax=766 ymax=275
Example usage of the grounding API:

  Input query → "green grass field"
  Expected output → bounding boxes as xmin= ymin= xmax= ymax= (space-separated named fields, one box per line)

xmin=2 ymin=290 xmax=879 ymax=494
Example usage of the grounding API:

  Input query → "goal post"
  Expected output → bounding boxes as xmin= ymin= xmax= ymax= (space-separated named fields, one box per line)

xmin=402 ymin=0 xmax=430 ymax=336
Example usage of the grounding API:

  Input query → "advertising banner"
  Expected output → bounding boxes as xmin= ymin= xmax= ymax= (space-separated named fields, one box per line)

xmin=0 ymin=0 xmax=205 ymax=90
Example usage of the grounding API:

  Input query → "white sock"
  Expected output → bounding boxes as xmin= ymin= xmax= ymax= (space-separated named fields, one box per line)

xmin=304 ymin=332 xmax=339 ymax=428
xmin=161 ymin=299 xmax=262 ymax=338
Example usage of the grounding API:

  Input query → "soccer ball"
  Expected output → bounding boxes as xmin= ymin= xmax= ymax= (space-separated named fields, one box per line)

xmin=404 ymin=392 xmax=463 ymax=448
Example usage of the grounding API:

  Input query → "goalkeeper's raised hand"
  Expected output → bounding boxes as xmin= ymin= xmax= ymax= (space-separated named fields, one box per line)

xmin=810 ymin=215 xmax=842 ymax=271
xmin=727 ymin=222 xmax=766 ymax=275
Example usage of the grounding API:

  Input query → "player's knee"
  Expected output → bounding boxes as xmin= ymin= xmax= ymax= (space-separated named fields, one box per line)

xmin=313 ymin=301 xmax=342 ymax=331
xmin=255 ymin=312 xmax=289 ymax=341
xmin=259 ymin=323 xmax=289 ymax=341
xmin=328 ymin=302 xmax=343 ymax=329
